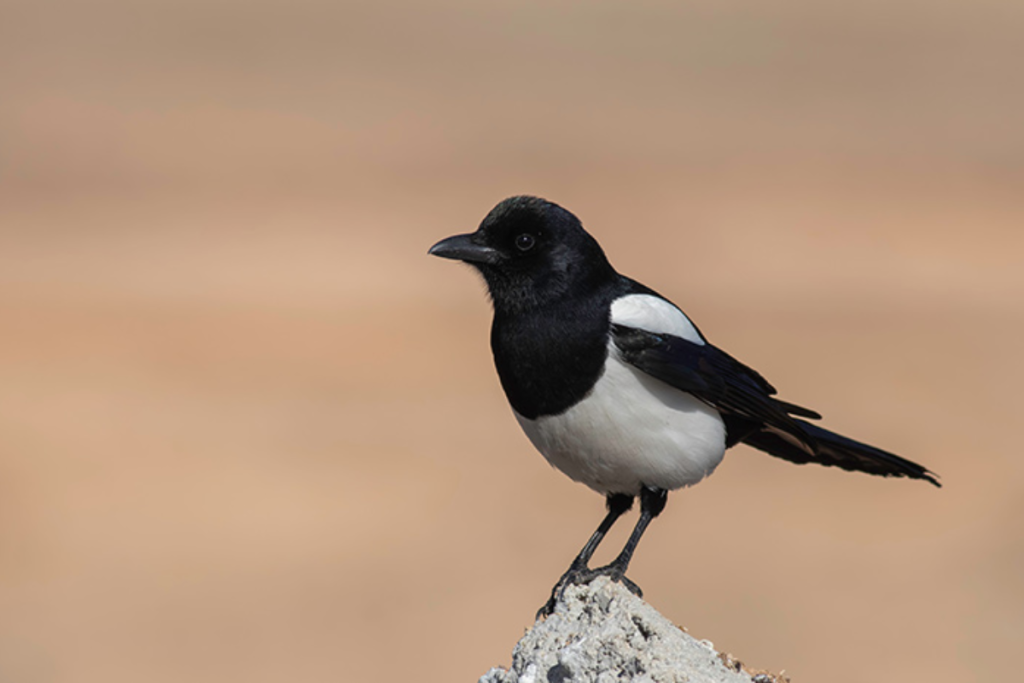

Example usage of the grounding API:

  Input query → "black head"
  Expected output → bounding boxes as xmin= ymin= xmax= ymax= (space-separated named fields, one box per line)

xmin=429 ymin=196 xmax=616 ymax=314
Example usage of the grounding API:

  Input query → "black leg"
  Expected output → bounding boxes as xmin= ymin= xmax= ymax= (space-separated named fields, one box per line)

xmin=537 ymin=493 xmax=633 ymax=617
xmin=541 ymin=485 xmax=667 ymax=609
xmin=596 ymin=485 xmax=668 ymax=591
xmin=567 ymin=493 xmax=634 ymax=571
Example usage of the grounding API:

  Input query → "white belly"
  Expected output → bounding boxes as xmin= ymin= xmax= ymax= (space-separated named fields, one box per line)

xmin=514 ymin=348 xmax=727 ymax=495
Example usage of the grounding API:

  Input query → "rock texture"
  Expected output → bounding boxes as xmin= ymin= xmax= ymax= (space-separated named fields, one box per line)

xmin=480 ymin=578 xmax=783 ymax=683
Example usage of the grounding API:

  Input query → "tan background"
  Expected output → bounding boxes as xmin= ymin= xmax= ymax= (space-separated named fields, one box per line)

xmin=1 ymin=1 xmax=1022 ymax=682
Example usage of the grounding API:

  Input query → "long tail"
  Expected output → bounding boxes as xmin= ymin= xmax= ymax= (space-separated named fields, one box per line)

xmin=741 ymin=419 xmax=941 ymax=487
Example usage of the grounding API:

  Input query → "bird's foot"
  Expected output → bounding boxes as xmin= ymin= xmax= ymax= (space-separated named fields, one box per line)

xmin=537 ymin=563 xmax=585 ymax=619
xmin=536 ymin=563 xmax=643 ymax=619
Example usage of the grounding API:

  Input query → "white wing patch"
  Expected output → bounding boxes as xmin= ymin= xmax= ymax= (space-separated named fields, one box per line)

xmin=610 ymin=294 xmax=705 ymax=345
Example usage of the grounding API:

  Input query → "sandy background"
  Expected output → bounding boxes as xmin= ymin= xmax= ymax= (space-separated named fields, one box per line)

xmin=1 ymin=1 xmax=1022 ymax=681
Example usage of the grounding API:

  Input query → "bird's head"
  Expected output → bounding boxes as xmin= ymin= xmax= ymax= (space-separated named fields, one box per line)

xmin=429 ymin=196 xmax=615 ymax=313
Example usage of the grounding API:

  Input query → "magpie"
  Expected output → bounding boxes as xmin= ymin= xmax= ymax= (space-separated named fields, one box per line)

xmin=429 ymin=195 xmax=939 ymax=615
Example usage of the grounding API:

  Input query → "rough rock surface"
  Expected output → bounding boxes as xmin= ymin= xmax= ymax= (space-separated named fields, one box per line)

xmin=480 ymin=578 xmax=777 ymax=683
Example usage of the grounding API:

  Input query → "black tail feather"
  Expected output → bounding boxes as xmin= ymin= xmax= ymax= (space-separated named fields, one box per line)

xmin=741 ymin=419 xmax=940 ymax=487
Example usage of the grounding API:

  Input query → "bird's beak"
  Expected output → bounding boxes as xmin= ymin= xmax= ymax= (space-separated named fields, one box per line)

xmin=428 ymin=233 xmax=501 ymax=265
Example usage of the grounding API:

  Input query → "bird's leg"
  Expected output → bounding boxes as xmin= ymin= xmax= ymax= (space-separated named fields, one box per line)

xmin=575 ymin=485 xmax=668 ymax=599
xmin=562 ymin=493 xmax=635 ymax=575
xmin=537 ymin=493 xmax=633 ymax=618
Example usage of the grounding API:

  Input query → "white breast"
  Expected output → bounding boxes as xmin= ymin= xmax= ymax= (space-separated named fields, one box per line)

xmin=514 ymin=343 xmax=726 ymax=495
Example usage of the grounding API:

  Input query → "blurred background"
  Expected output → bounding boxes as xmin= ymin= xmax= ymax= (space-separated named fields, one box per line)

xmin=1 ymin=1 xmax=1022 ymax=681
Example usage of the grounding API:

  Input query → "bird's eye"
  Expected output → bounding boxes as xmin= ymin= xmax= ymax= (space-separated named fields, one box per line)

xmin=515 ymin=233 xmax=536 ymax=251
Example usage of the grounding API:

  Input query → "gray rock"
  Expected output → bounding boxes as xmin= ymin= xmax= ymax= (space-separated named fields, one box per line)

xmin=480 ymin=578 xmax=784 ymax=683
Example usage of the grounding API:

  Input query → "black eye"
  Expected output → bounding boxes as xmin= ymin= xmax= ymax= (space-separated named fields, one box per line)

xmin=515 ymin=233 xmax=536 ymax=251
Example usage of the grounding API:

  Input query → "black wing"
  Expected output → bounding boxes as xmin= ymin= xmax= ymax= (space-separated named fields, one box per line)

xmin=612 ymin=324 xmax=821 ymax=445
xmin=611 ymin=324 xmax=940 ymax=486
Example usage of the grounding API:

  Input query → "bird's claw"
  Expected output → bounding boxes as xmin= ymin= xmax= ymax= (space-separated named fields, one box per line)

xmin=536 ymin=564 xmax=643 ymax=619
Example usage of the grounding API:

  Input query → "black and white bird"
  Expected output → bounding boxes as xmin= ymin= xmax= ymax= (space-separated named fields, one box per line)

xmin=429 ymin=195 xmax=939 ymax=615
